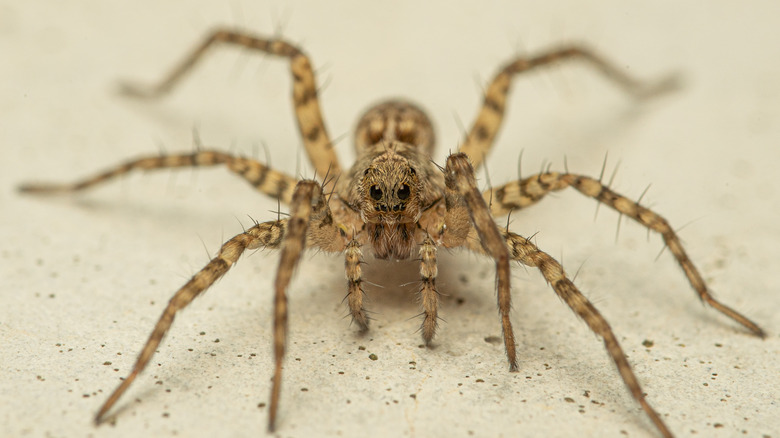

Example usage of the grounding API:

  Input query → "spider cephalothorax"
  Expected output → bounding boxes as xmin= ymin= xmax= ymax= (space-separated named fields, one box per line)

xmin=340 ymin=101 xmax=445 ymax=260
xmin=356 ymin=147 xmax=423 ymax=259
xmin=19 ymin=28 xmax=765 ymax=438
xmin=358 ymin=146 xmax=421 ymax=221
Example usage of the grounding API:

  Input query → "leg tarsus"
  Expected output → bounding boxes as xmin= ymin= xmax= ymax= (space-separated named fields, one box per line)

xmin=702 ymin=293 xmax=766 ymax=338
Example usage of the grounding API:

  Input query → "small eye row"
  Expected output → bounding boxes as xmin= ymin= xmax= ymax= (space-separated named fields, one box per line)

xmin=369 ymin=184 xmax=410 ymax=201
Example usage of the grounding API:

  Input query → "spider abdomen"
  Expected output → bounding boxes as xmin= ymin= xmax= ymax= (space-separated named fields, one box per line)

xmin=354 ymin=100 xmax=435 ymax=154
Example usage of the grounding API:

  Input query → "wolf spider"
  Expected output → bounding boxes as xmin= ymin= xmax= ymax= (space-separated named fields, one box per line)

xmin=20 ymin=29 xmax=765 ymax=437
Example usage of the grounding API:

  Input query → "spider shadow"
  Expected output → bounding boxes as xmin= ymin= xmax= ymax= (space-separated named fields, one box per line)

xmin=349 ymin=249 xmax=496 ymax=343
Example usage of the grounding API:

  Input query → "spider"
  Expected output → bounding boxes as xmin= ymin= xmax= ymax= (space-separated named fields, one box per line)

xmin=19 ymin=29 xmax=765 ymax=437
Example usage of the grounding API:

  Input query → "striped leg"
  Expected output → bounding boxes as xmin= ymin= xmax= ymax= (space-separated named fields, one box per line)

xmin=19 ymin=150 xmax=299 ymax=204
xmin=483 ymin=171 xmax=765 ymax=337
xmin=121 ymin=29 xmax=341 ymax=187
xmin=94 ymin=218 xmax=286 ymax=424
xmin=419 ymin=235 xmax=439 ymax=344
xmin=459 ymin=46 xmax=677 ymax=169
xmin=443 ymin=153 xmax=517 ymax=371
xmin=345 ymin=239 xmax=369 ymax=332
xmin=268 ymin=180 xmax=325 ymax=431
xmin=92 ymin=180 xmax=341 ymax=431
xmin=499 ymin=231 xmax=673 ymax=438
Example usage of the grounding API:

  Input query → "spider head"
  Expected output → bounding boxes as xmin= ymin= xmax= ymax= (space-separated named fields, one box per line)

xmin=359 ymin=161 xmax=421 ymax=224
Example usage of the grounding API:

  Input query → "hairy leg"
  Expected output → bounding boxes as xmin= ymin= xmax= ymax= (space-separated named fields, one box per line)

xmin=459 ymin=46 xmax=677 ymax=169
xmin=419 ymin=234 xmax=439 ymax=344
xmin=342 ymin=234 xmax=440 ymax=341
xmin=121 ymin=29 xmax=341 ymax=188
xmin=345 ymin=239 xmax=369 ymax=331
xmin=442 ymin=153 xmax=517 ymax=370
xmin=92 ymin=179 xmax=341 ymax=431
xmin=268 ymin=180 xmax=326 ymax=431
xmin=94 ymin=219 xmax=286 ymax=424
xmin=19 ymin=150 xmax=299 ymax=204
xmin=483 ymin=171 xmax=765 ymax=337
xmin=493 ymin=231 xmax=673 ymax=438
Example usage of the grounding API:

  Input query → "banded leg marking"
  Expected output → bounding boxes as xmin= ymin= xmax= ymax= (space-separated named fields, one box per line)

xmin=460 ymin=46 xmax=677 ymax=169
xmin=121 ymin=29 xmax=341 ymax=188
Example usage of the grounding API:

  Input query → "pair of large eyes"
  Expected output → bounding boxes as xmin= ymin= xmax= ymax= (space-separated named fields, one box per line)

xmin=369 ymin=184 xmax=410 ymax=201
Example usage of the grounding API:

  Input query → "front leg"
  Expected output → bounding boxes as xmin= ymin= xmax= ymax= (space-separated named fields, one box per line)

xmin=268 ymin=179 xmax=334 ymax=431
xmin=442 ymin=153 xmax=517 ymax=371
xmin=345 ymin=239 xmax=369 ymax=332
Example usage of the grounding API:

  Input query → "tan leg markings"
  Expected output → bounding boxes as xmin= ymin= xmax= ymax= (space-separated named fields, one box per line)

xmin=460 ymin=46 xmax=678 ymax=169
xmin=91 ymin=179 xmax=345 ymax=432
xmin=443 ymin=153 xmax=517 ymax=370
xmin=120 ymin=29 xmax=341 ymax=189
xmin=484 ymin=171 xmax=765 ymax=337
xmin=498 ymin=231 xmax=673 ymax=438
xmin=19 ymin=150 xmax=299 ymax=204
xmin=94 ymin=219 xmax=285 ymax=424
xmin=268 ymin=181 xmax=322 ymax=431
xmin=345 ymin=239 xmax=369 ymax=332
xmin=419 ymin=235 xmax=439 ymax=344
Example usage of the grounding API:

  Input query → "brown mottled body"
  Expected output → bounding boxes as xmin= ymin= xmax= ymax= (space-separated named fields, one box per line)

xmin=20 ymin=29 xmax=764 ymax=438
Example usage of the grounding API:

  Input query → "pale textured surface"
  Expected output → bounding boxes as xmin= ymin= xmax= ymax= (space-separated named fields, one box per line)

xmin=2 ymin=1 xmax=779 ymax=437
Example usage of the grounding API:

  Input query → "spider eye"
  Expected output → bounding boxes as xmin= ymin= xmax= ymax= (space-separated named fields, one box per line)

xmin=397 ymin=184 xmax=410 ymax=200
xmin=370 ymin=185 xmax=383 ymax=200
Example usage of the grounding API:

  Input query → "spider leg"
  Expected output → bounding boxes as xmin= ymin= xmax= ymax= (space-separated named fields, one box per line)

xmin=443 ymin=157 xmax=675 ymax=436
xmin=93 ymin=179 xmax=342 ymax=430
xmin=267 ymin=179 xmax=346 ymax=430
xmin=442 ymin=153 xmax=517 ymax=370
xmin=345 ymin=240 xmax=369 ymax=332
xmin=19 ymin=150 xmax=299 ymax=203
xmin=268 ymin=180 xmax=321 ymax=431
xmin=419 ymin=234 xmax=439 ymax=344
xmin=459 ymin=46 xmax=678 ymax=169
xmin=483 ymin=171 xmax=765 ymax=337
xmin=497 ymin=231 xmax=673 ymax=438
xmin=343 ymin=234 xmax=438 ymax=337
xmin=94 ymin=218 xmax=286 ymax=424
xmin=119 ymin=29 xmax=341 ymax=188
